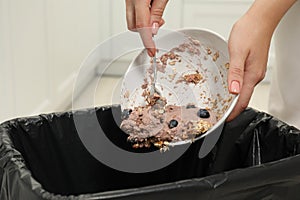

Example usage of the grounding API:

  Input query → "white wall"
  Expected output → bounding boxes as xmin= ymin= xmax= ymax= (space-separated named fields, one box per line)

xmin=0 ymin=0 xmax=107 ymax=122
xmin=2 ymin=0 xmax=273 ymax=123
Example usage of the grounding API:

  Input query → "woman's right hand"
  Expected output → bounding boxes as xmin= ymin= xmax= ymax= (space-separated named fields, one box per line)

xmin=125 ymin=0 xmax=169 ymax=57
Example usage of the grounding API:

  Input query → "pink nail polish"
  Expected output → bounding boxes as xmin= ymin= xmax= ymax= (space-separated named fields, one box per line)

xmin=148 ymin=50 xmax=154 ymax=57
xmin=231 ymin=81 xmax=240 ymax=94
xmin=152 ymin=22 xmax=159 ymax=35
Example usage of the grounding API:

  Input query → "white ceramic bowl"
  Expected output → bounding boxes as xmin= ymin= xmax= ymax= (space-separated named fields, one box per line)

xmin=121 ymin=28 xmax=238 ymax=146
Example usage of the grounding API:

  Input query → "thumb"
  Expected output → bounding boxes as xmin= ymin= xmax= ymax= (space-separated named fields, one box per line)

xmin=150 ymin=0 xmax=168 ymax=34
xmin=227 ymin=48 xmax=247 ymax=94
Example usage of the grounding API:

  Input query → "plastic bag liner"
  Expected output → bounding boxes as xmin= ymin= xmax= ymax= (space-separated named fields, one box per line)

xmin=1 ymin=106 xmax=300 ymax=200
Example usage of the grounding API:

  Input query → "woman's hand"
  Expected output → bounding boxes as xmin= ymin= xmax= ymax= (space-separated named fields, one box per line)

xmin=125 ymin=0 xmax=169 ymax=56
xmin=226 ymin=14 xmax=270 ymax=121
xmin=227 ymin=0 xmax=296 ymax=121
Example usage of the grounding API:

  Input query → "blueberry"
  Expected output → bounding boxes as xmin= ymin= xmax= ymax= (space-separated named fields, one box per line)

xmin=168 ymin=119 xmax=178 ymax=129
xmin=121 ymin=109 xmax=132 ymax=119
xmin=186 ymin=104 xmax=196 ymax=109
xmin=197 ymin=109 xmax=210 ymax=118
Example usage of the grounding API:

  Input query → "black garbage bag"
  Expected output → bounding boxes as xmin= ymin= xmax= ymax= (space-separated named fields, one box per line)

xmin=1 ymin=106 xmax=300 ymax=200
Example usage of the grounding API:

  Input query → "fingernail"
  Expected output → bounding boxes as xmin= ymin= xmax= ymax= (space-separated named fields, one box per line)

xmin=152 ymin=22 xmax=159 ymax=35
xmin=230 ymin=80 xmax=240 ymax=94
xmin=148 ymin=49 xmax=154 ymax=57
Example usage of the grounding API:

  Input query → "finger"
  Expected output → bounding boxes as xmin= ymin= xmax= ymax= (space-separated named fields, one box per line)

xmin=159 ymin=18 xmax=165 ymax=27
xmin=125 ymin=0 xmax=136 ymax=31
xmin=150 ymin=0 xmax=168 ymax=23
xmin=151 ymin=19 xmax=165 ymax=35
xmin=152 ymin=22 xmax=159 ymax=35
xmin=150 ymin=0 xmax=168 ymax=34
xmin=227 ymin=50 xmax=267 ymax=121
xmin=135 ymin=0 xmax=156 ymax=56
xmin=227 ymin=37 xmax=249 ymax=95
xmin=138 ymin=27 xmax=156 ymax=57
xmin=226 ymin=54 xmax=266 ymax=122
xmin=226 ymin=74 xmax=255 ymax=121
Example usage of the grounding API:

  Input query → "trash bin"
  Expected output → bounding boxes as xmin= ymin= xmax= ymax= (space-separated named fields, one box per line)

xmin=1 ymin=105 xmax=300 ymax=200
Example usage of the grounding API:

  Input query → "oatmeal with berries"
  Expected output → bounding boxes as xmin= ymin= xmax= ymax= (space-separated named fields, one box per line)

xmin=120 ymin=35 xmax=234 ymax=149
xmin=120 ymin=91 xmax=217 ymax=149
